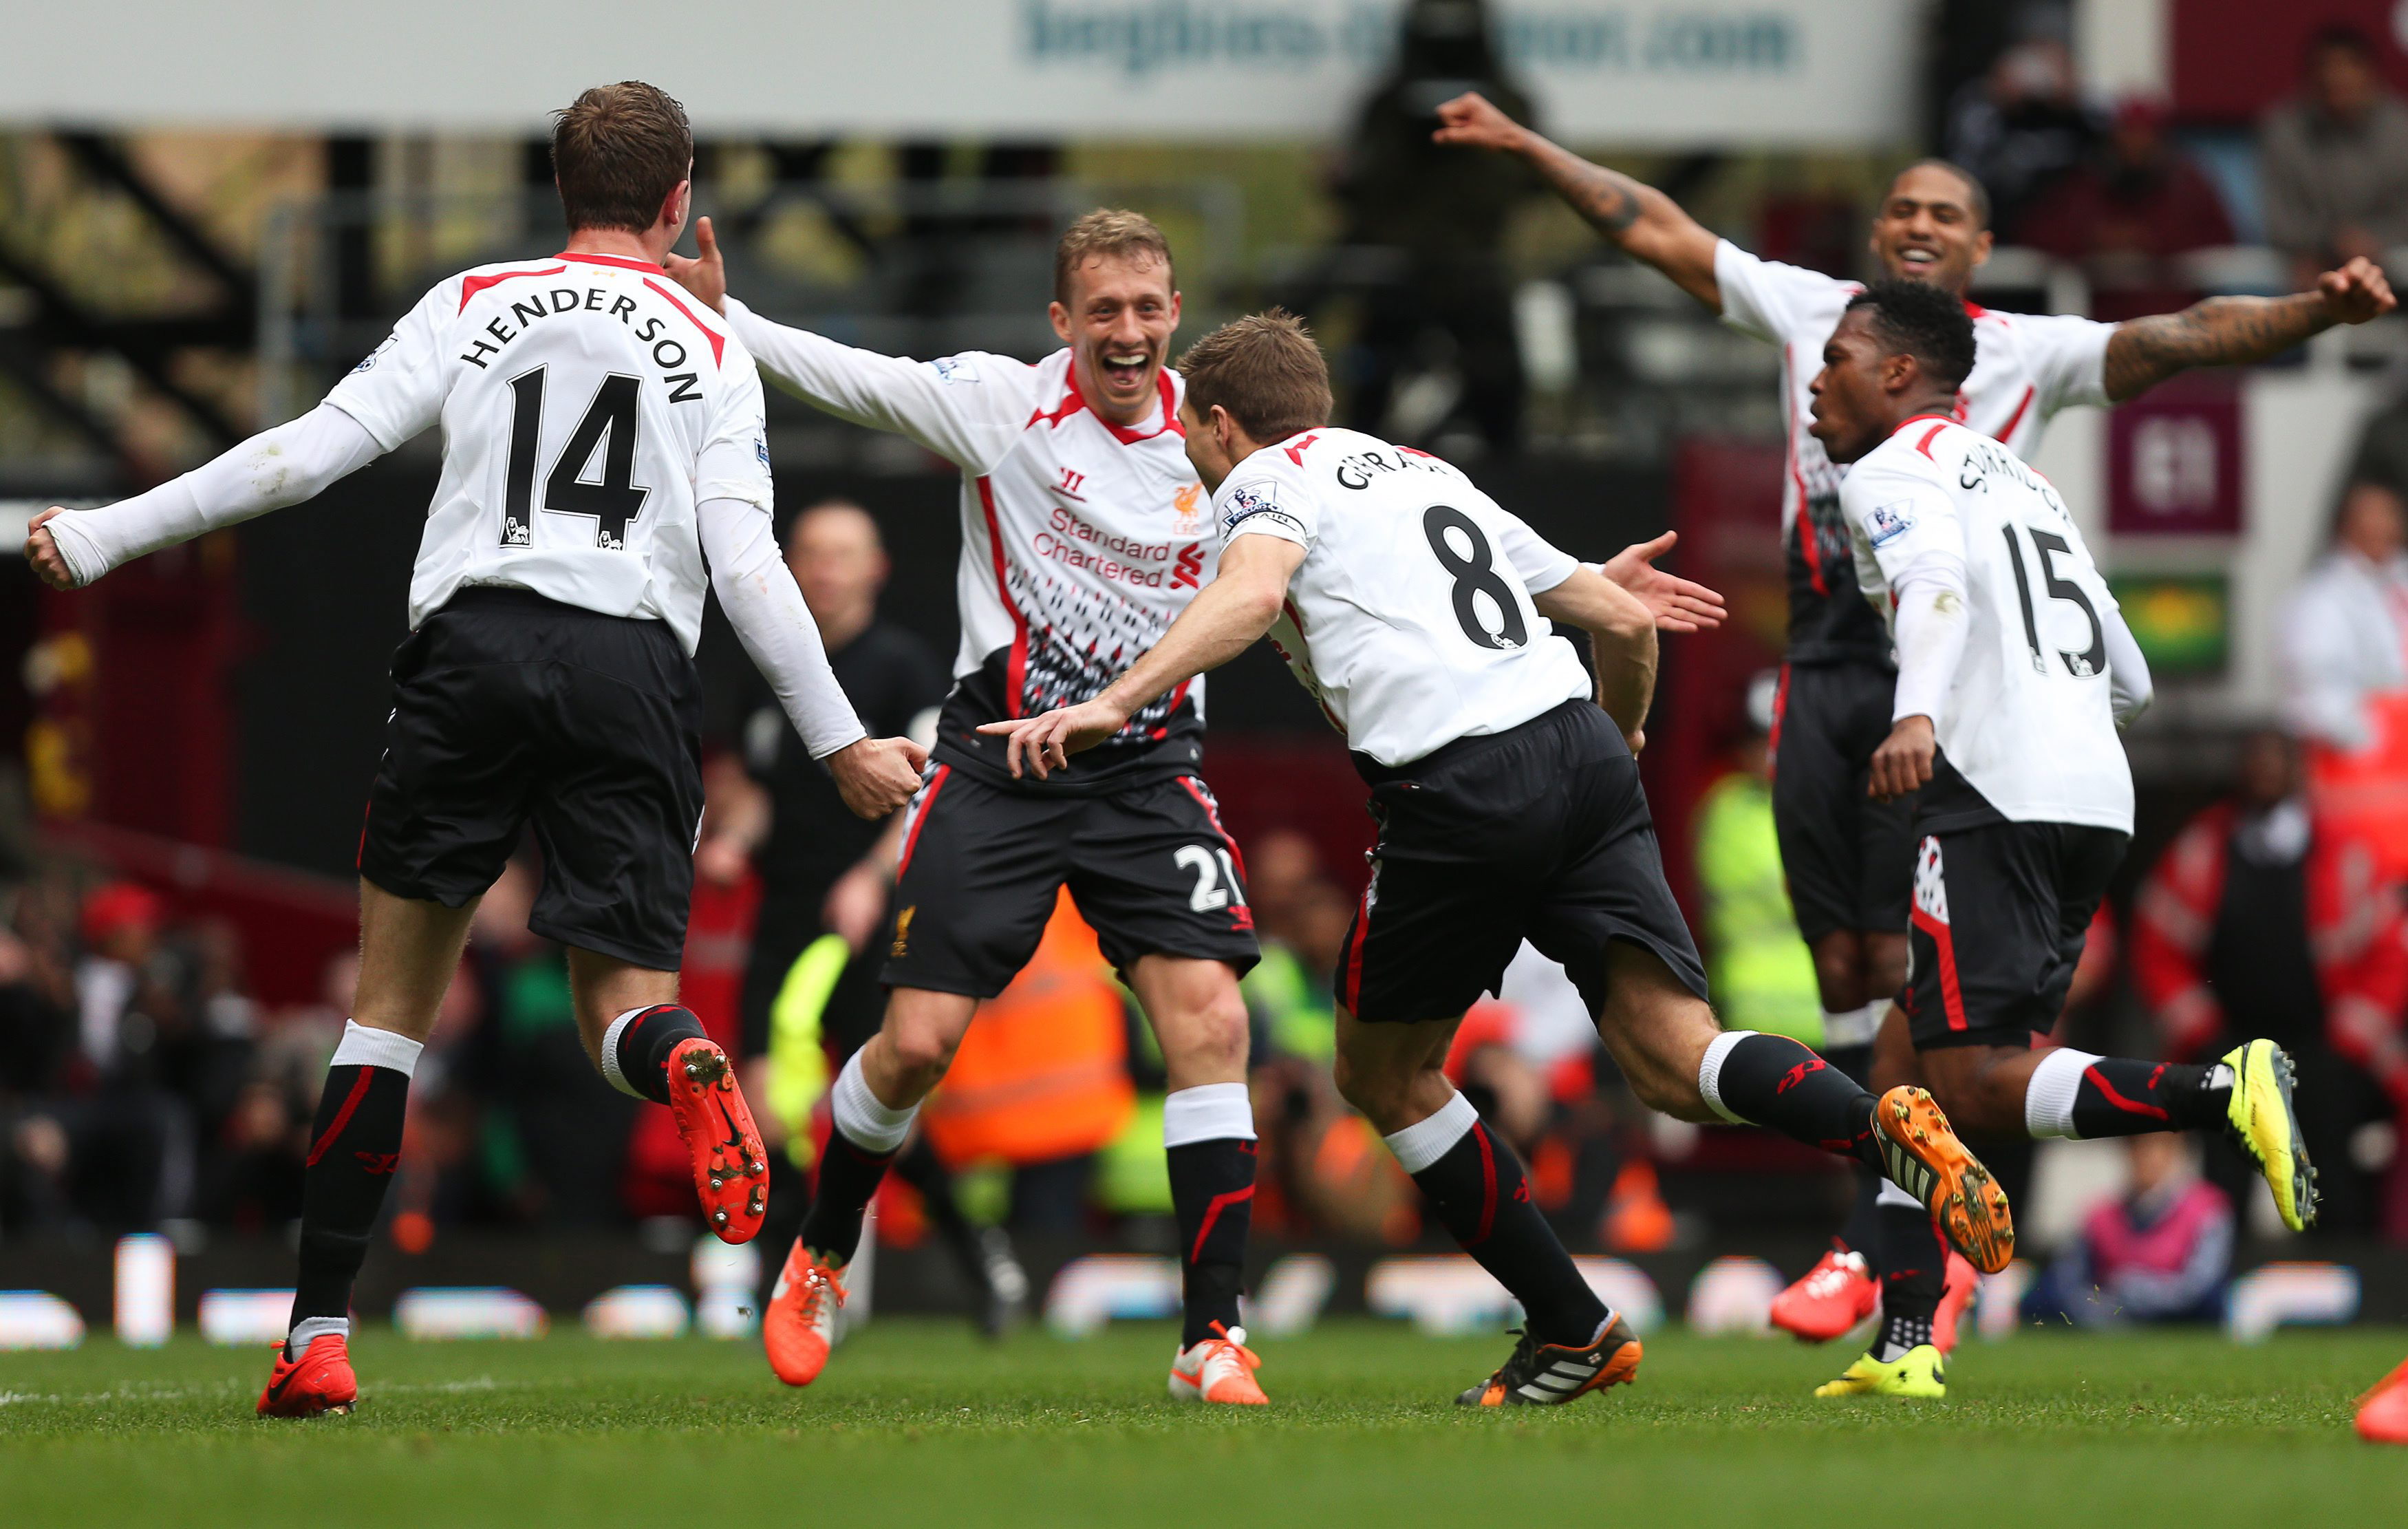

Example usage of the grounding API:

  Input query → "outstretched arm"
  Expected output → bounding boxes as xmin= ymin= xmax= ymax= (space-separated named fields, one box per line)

xmin=2103 ymin=257 xmax=2396 ymax=401
xmin=1433 ymin=92 xmax=1722 ymax=310
xmin=25 ymin=403 xmax=385 ymax=590
xmin=977 ymin=534 xmax=1307 ymax=779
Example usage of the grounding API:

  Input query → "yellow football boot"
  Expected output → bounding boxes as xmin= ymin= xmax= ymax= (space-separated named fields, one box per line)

xmin=2222 ymin=1040 xmax=2318 ymax=1232
xmin=1814 ymin=1344 xmax=1946 ymax=1400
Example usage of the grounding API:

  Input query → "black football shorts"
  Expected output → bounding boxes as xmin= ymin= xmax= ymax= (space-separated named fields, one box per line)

xmin=1339 ymin=700 xmax=1708 ymax=1025
xmin=358 ymin=587 xmax=704 ymax=971
xmin=880 ymin=764 xmax=1261 ymax=997
xmin=1900 ymin=817 xmax=2127 ymax=1050
xmin=1768 ymin=659 xmax=1918 ymax=946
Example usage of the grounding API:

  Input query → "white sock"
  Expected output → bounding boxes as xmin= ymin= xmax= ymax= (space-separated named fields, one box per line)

xmin=1695 ymin=1029 xmax=1758 ymax=1124
xmin=1163 ymin=1082 xmax=1256 ymax=1147
xmin=2025 ymin=1048 xmax=2100 ymax=1140
xmin=1820 ymin=1004 xmax=1882 ymax=1049
xmin=831 ymin=1049 xmax=918 ymax=1154
xmin=1875 ymin=1178 xmax=1922 ymax=1210
xmin=597 ymin=1007 xmax=651 ymax=1100
xmin=1382 ymin=1091 xmax=1479 ymax=1174
xmin=330 ymin=1020 xmax=422 ymax=1078
xmin=286 ymin=1314 xmax=349 ymax=1358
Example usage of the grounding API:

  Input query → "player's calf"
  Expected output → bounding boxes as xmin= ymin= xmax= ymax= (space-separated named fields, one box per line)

xmin=600 ymin=1005 xmax=770 ymax=1243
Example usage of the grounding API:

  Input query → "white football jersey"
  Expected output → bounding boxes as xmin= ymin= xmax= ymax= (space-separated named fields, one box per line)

xmin=724 ymin=298 xmax=1212 ymax=789
xmin=1712 ymin=241 xmax=2116 ymax=666
xmin=1842 ymin=416 xmax=2133 ymax=834
xmin=1210 ymin=428 xmax=1591 ymax=767
xmin=325 ymin=250 xmax=771 ymax=654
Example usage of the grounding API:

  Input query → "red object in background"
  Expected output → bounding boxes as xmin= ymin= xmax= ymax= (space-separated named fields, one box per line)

xmin=43 ymin=534 xmax=244 ymax=848
xmin=2173 ymin=0 xmax=2408 ymax=123
xmin=1198 ymin=734 xmax=1375 ymax=892
xmin=2107 ymin=374 xmax=2244 ymax=537
xmin=41 ymin=817 xmax=354 ymax=1008
xmin=1655 ymin=438 xmax=1789 ymax=920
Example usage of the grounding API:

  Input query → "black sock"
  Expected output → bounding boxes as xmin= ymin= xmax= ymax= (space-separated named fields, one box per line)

xmin=1411 ymin=1120 xmax=1606 ymax=1347
xmin=893 ymin=1137 xmax=987 ymax=1290
xmin=1873 ymin=1198 xmax=1946 ymax=1360
xmin=2070 ymin=1058 xmax=2226 ymax=1138
xmin=1838 ymin=1166 xmax=1882 ymax=1270
xmin=800 ymin=1126 xmax=896 ymax=1265
xmin=290 ymin=1063 xmax=411 ymax=1349
xmin=1710 ymin=1033 xmax=1883 ymax=1173
xmin=610 ymin=1005 xmax=709 ymax=1106
xmin=1168 ymin=1138 xmax=1256 ymax=1347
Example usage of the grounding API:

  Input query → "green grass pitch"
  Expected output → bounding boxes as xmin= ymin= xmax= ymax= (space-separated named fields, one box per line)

xmin=2 ymin=1320 xmax=2402 ymax=1526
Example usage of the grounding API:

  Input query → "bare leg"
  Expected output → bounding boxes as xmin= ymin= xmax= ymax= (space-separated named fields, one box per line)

xmin=353 ymin=879 xmax=479 ymax=1042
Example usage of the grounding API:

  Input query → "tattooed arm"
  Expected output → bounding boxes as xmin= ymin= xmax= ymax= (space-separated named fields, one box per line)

xmin=1434 ymin=91 xmax=1723 ymax=310
xmin=2103 ymin=257 xmax=2396 ymax=401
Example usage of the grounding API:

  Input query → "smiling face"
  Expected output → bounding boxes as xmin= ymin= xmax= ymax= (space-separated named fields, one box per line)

xmin=1051 ymin=252 xmax=1181 ymax=427
xmin=1869 ymin=163 xmax=1992 ymax=294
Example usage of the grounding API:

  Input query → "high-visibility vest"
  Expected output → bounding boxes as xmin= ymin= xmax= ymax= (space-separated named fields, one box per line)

xmin=1694 ymin=769 xmax=1823 ymax=1043
xmin=921 ymin=890 xmax=1136 ymax=1168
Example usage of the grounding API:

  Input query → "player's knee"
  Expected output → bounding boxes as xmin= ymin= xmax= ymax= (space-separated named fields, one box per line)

xmin=1163 ymin=986 xmax=1251 ymax=1078
xmin=1807 ymin=932 xmax=1867 ymax=1010
xmin=1331 ymin=1050 xmax=1411 ymax=1125
xmin=883 ymin=1022 xmax=963 ymax=1081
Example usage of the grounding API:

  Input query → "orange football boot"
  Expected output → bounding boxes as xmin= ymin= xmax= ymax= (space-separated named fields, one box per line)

xmin=2356 ymin=1356 xmax=2408 ymax=1444
xmin=1770 ymin=1248 xmax=1878 ymax=1343
xmin=256 ymin=1334 xmax=358 ymax=1418
xmin=1456 ymin=1312 xmax=1643 ymax=1407
xmin=1169 ymin=1322 xmax=1268 ymax=1404
xmin=763 ymin=1239 xmax=846 ymax=1387
xmin=1873 ymin=1087 xmax=2015 ymax=1275
xmin=1931 ymin=1251 xmax=1979 ymax=1354
xmin=665 ymin=1036 xmax=768 ymax=1244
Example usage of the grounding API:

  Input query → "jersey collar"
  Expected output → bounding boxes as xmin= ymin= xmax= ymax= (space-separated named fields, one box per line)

xmin=1035 ymin=362 xmax=1182 ymax=444
xmin=556 ymin=250 xmax=665 ymax=274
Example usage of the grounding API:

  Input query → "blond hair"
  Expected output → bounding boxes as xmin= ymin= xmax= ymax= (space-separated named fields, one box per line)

xmin=1053 ymin=208 xmax=1175 ymax=304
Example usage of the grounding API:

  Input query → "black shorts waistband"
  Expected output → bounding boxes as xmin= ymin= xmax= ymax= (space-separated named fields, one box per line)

xmin=433 ymin=584 xmax=663 ymax=628
xmin=1351 ymin=698 xmax=1601 ymax=787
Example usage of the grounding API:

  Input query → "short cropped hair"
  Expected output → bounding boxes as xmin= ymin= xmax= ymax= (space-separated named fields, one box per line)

xmin=1887 ymin=158 xmax=1992 ymax=232
xmin=1176 ymin=310 xmax=1333 ymax=445
xmin=1054 ymin=208 xmax=1175 ymax=305
xmin=550 ymin=82 xmax=692 ymax=236
xmin=1845 ymin=279 xmax=1977 ymax=391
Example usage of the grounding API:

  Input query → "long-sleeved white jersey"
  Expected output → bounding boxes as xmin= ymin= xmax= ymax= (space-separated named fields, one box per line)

xmin=43 ymin=251 xmax=871 ymax=759
xmin=1714 ymin=241 xmax=2116 ymax=669
xmin=1841 ymin=415 xmax=2142 ymax=834
xmin=727 ymin=297 xmax=1214 ymax=791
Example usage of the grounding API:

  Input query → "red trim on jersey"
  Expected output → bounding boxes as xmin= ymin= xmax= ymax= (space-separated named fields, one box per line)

xmin=1281 ymin=430 xmax=1321 ymax=465
xmin=640 ymin=277 xmax=727 ymax=366
xmin=1910 ymin=901 xmax=1969 ymax=1031
xmin=1913 ymin=423 xmax=1950 ymax=458
xmin=1342 ymin=884 xmax=1373 ymax=1012
xmin=458 ymin=264 xmax=568 ymax=312
xmin=1993 ymin=383 xmax=2037 ymax=446
xmin=894 ymin=764 xmax=950 ymax=879
xmin=1962 ymin=297 xmax=1988 ymax=319
xmin=557 ymin=250 xmax=665 ymax=273
xmin=1767 ymin=663 xmax=1790 ymax=769
xmin=1176 ymin=776 xmax=1246 ymax=878
xmin=975 ymin=475 xmax=1030 ymax=715
xmin=1783 ymin=345 xmax=1828 ymax=596
xmin=1029 ymin=365 xmax=1181 ymax=444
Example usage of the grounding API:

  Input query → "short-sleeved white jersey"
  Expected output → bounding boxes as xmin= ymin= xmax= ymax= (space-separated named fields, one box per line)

xmin=724 ymin=299 xmax=1212 ymax=791
xmin=1841 ymin=416 xmax=2133 ymax=833
xmin=1713 ymin=240 xmax=2115 ymax=667
xmin=325 ymin=250 xmax=770 ymax=654
xmin=1210 ymin=428 xmax=1591 ymax=767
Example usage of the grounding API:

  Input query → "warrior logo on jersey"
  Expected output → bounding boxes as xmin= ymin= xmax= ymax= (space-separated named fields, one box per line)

xmin=1867 ymin=500 xmax=1917 ymax=547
